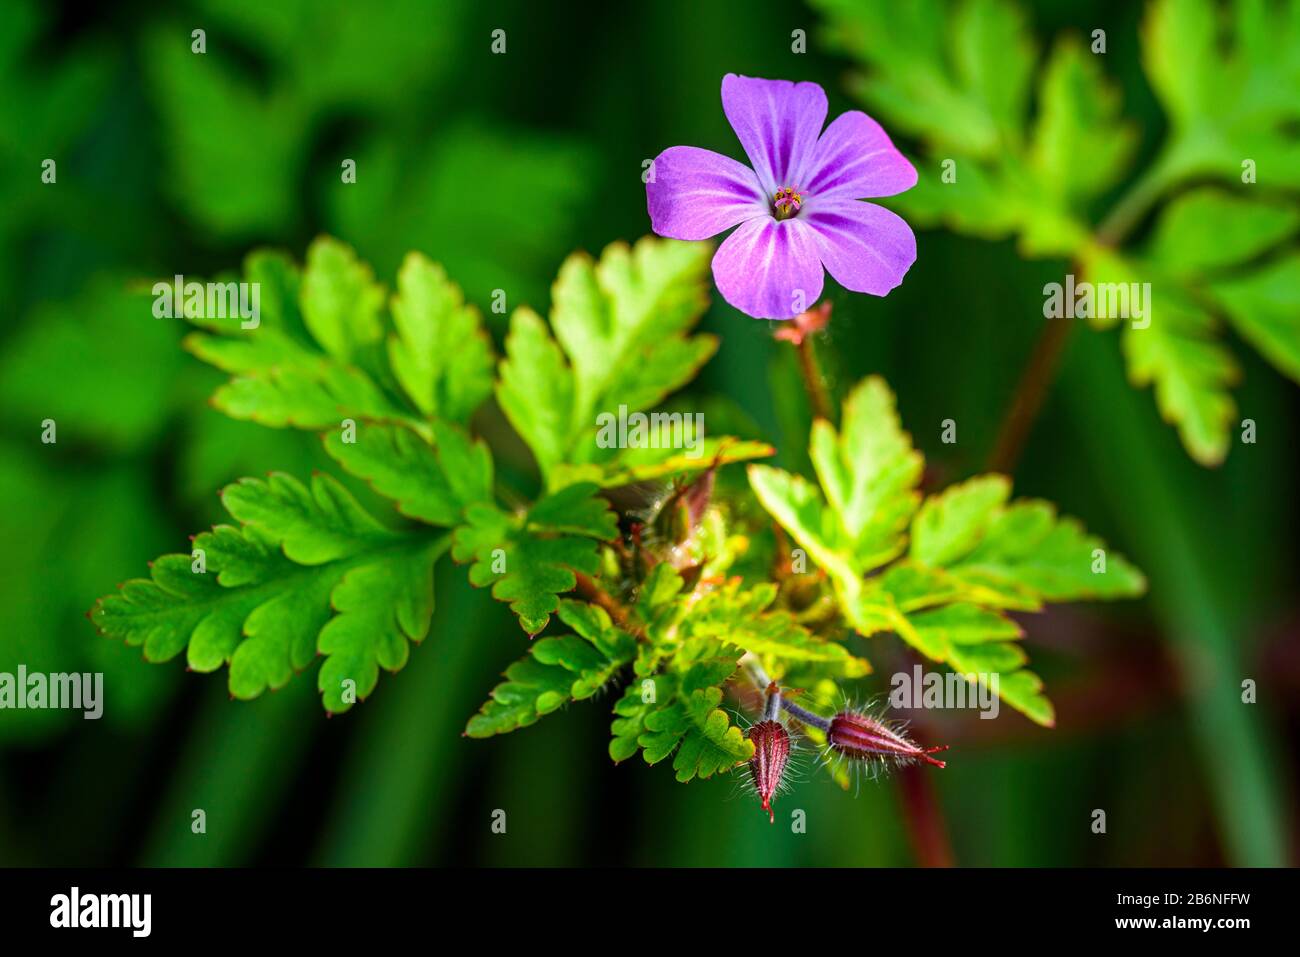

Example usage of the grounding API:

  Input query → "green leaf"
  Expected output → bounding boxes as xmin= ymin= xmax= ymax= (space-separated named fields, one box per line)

xmin=813 ymin=0 xmax=1033 ymax=158
xmin=1209 ymin=255 xmax=1300 ymax=383
xmin=326 ymin=121 xmax=595 ymax=309
xmin=451 ymin=483 xmax=618 ymax=635
xmin=496 ymin=237 xmax=715 ymax=485
xmin=683 ymin=580 xmax=871 ymax=678
xmin=809 ymin=377 xmax=924 ymax=571
xmin=465 ymin=601 xmax=637 ymax=737
xmin=908 ymin=602 xmax=1023 ymax=646
xmin=925 ymin=495 xmax=1147 ymax=608
xmin=1121 ymin=295 xmax=1239 ymax=467
xmin=146 ymin=1 xmax=466 ymax=237
xmin=0 ymin=280 xmax=183 ymax=452
xmin=610 ymin=655 xmax=753 ymax=782
xmin=1084 ymin=248 xmax=1239 ymax=466
xmin=812 ymin=0 xmax=1298 ymax=466
xmin=387 ymin=251 xmax=494 ymax=422
xmin=90 ymin=472 xmax=448 ymax=713
xmin=1030 ymin=37 xmax=1136 ymax=207
xmin=751 ymin=375 xmax=1145 ymax=727
xmin=748 ymin=464 xmax=857 ymax=592
xmin=551 ymin=237 xmax=714 ymax=426
xmin=1142 ymin=0 xmax=1300 ymax=187
xmin=749 ymin=376 xmax=922 ymax=600
xmin=910 ymin=475 xmax=1011 ymax=567
xmin=300 ymin=236 xmax=385 ymax=362
xmin=550 ymin=437 xmax=774 ymax=489
xmin=183 ymin=240 xmax=421 ymax=433
xmin=496 ymin=307 xmax=575 ymax=479
xmin=1150 ymin=189 xmax=1300 ymax=276
xmin=324 ymin=420 xmax=492 ymax=526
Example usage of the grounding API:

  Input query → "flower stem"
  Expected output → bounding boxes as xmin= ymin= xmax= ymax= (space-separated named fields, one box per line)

xmin=989 ymin=154 xmax=1183 ymax=473
xmin=778 ymin=698 xmax=831 ymax=731
xmin=1094 ymin=150 xmax=1181 ymax=248
xmin=897 ymin=762 xmax=954 ymax=867
xmin=795 ymin=335 xmax=834 ymax=423
xmin=986 ymin=316 xmax=1075 ymax=473
xmin=572 ymin=571 xmax=641 ymax=639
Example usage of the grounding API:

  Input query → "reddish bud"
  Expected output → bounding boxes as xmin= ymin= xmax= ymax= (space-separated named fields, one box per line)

xmin=774 ymin=301 xmax=832 ymax=345
xmin=747 ymin=719 xmax=791 ymax=823
xmin=827 ymin=709 xmax=949 ymax=769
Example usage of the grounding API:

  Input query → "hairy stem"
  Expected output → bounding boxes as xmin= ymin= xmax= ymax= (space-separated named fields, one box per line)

xmin=779 ymin=698 xmax=831 ymax=731
xmin=572 ymin=571 xmax=640 ymax=638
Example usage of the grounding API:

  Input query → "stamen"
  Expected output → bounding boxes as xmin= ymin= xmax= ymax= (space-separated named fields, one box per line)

xmin=773 ymin=185 xmax=803 ymax=220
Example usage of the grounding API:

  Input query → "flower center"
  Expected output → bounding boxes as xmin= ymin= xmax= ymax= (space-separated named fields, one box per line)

xmin=772 ymin=185 xmax=803 ymax=220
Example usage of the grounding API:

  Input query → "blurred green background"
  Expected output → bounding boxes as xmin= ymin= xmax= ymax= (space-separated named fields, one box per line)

xmin=0 ymin=0 xmax=1295 ymax=866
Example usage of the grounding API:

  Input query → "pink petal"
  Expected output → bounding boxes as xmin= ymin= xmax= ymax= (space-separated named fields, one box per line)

xmin=646 ymin=146 xmax=768 ymax=241
xmin=712 ymin=216 xmax=825 ymax=320
xmin=804 ymin=111 xmax=918 ymax=200
xmin=803 ymin=199 xmax=917 ymax=296
xmin=721 ymin=74 xmax=827 ymax=196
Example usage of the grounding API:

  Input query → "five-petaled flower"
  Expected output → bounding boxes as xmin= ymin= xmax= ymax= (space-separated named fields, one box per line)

xmin=647 ymin=74 xmax=918 ymax=320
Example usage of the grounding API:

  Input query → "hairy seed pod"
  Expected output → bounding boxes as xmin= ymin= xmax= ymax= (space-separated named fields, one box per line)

xmin=747 ymin=719 xmax=791 ymax=823
xmin=827 ymin=709 xmax=949 ymax=769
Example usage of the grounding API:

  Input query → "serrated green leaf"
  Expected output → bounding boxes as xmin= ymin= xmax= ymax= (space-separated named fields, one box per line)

xmin=748 ymin=464 xmax=858 ymax=592
xmin=948 ymin=499 xmax=1147 ymax=606
xmin=1084 ymin=248 xmax=1239 ymax=465
xmin=496 ymin=237 xmax=715 ymax=485
xmin=611 ymin=654 xmax=752 ymax=782
xmin=496 ymin=306 xmax=575 ymax=479
xmin=466 ymin=601 xmax=636 ymax=737
xmin=750 ymin=376 xmax=923 ymax=601
xmin=752 ymin=374 xmax=1144 ymax=727
xmin=1121 ymin=296 xmax=1238 ymax=467
xmin=387 ymin=251 xmax=493 ymax=421
xmin=550 ymin=437 xmax=774 ymax=490
xmin=810 ymin=376 xmax=924 ymax=571
xmin=1143 ymin=0 xmax=1300 ymax=187
xmin=684 ymin=580 xmax=870 ymax=678
xmin=910 ymin=475 xmax=1011 ymax=567
xmin=183 ymin=239 xmax=425 ymax=434
xmin=1030 ymin=37 xmax=1136 ymax=206
xmin=300 ymin=236 xmax=385 ymax=362
xmin=552 ymin=237 xmax=712 ymax=424
xmin=946 ymin=644 xmax=1054 ymax=727
xmin=451 ymin=483 xmax=617 ymax=635
xmin=814 ymin=0 xmax=1031 ymax=158
xmin=324 ymin=419 xmax=492 ymax=525
xmin=91 ymin=472 xmax=447 ymax=713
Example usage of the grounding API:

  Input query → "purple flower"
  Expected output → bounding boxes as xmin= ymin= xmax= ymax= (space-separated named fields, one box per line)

xmin=647 ymin=74 xmax=918 ymax=320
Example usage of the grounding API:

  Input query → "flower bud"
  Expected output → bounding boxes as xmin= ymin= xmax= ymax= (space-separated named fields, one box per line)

xmin=747 ymin=719 xmax=791 ymax=823
xmin=827 ymin=709 xmax=948 ymax=769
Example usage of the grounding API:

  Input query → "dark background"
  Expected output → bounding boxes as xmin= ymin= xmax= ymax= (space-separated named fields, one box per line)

xmin=0 ymin=0 xmax=1295 ymax=866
